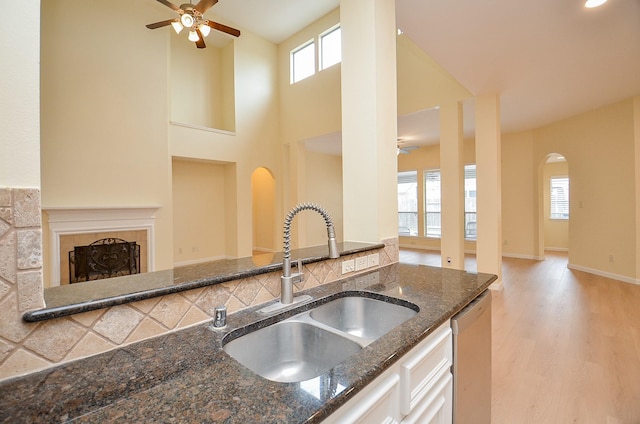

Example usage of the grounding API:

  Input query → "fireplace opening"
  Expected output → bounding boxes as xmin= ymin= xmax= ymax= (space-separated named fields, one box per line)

xmin=45 ymin=207 xmax=156 ymax=287
xmin=58 ymin=228 xmax=148 ymax=285
xmin=69 ymin=238 xmax=141 ymax=283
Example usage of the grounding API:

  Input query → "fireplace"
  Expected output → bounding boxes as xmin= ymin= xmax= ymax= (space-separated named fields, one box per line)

xmin=68 ymin=237 xmax=142 ymax=283
xmin=44 ymin=207 xmax=158 ymax=287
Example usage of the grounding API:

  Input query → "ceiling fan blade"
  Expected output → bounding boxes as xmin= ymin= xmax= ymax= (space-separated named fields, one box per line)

xmin=155 ymin=0 xmax=181 ymax=12
xmin=397 ymin=144 xmax=419 ymax=154
xmin=194 ymin=0 xmax=218 ymax=14
xmin=206 ymin=20 xmax=241 ymax=37
xmin=146 ymin=18 xmax=177 ymax=29
xmin=195 ymin=28 xmax=206 ymax=49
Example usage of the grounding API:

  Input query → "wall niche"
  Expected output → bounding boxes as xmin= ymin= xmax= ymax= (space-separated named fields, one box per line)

xmin=170 ymin=31 xmax=236 ymax=132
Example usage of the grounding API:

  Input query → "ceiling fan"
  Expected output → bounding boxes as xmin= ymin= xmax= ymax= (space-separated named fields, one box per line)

xmin=397 ymin=141 xmax=419 ymax=155
xmin=146 ymin=0 xmax=241 ymax=49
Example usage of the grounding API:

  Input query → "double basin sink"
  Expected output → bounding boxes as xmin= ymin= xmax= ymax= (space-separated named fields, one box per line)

xmin=222 ymin=292 xmax=418 ymax=383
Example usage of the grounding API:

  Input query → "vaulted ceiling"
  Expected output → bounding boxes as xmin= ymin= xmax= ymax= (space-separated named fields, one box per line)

xmin=209 ymin=0 xmax=640 ymax=146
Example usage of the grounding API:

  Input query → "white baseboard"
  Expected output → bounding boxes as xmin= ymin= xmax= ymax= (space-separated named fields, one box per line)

xmin=399 ymin=246 xmax=638 ymax=285
xmin=401 ymin=246 xmax=547 ymax=261
xmin=502 ymin=252 xmax=544 ymax=261
xmin=399 ymin=243 xmax=441 ymax=251
xmin=567 ymin=263 xmax=640 ymax=285
xmin=545 ymin=247 xmax=569 ymax=252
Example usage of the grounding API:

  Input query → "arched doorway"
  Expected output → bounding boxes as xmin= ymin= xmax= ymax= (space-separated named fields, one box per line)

xmin=251 ymin=167 xmax=276 ymax=258
xmin=537 ymin=152 xmax=569 ymax=259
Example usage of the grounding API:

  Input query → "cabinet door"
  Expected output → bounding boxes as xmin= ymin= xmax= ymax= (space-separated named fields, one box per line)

xmin=399 ymin=321 xmax=452 ymax=415
xmin=325 ymin=321 xmax=453 ymax=424
xmin=401 ymin=371 xmax=452 ymax=424
xmin=323 ymin=373 xmax=401 ymax=424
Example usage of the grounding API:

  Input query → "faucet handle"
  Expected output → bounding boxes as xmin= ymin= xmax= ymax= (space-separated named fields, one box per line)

xmin=293 ymin=259 xmax=305 ymax=283
xmin=291 ymin=259 xmax=304 ymax=284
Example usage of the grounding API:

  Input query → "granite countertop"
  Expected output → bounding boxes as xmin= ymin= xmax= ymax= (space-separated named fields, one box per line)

xmin=24 ymin=242 xmax=383 ymax=322
xmin=2 ymin=262 xmax=496 ymax=423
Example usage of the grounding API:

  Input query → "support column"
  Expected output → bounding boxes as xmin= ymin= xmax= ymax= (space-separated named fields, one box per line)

xmin=439 ymin=102 xmax=465 ymax=269
xmin=341 ymin=0 xmax=398 ymax=243
xmin=475 ymin=95 xmax=503 ymax=288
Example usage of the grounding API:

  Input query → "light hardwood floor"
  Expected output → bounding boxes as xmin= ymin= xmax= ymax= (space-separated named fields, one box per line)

xmin=399 ymin=249 xmax=640 ymax=424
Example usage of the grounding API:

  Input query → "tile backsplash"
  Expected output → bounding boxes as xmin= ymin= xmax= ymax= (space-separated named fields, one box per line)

xmin=0 ymin=186 xmax=399 ymax=382
xmin=0 ymin=187 xmax=46 ymax=380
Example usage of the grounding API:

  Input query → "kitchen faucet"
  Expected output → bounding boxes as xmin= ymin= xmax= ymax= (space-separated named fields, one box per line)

xmin=281 ymin=203 xmax=339 ymax=304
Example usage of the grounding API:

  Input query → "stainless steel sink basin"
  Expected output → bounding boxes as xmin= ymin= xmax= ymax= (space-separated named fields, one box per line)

xmin=310 ymin=296 xmax=417 ymax=340
xmin=223 ymin=321 xmax=362 ymax=383
xmin=222 ymin=293 xmax=418 ymax=383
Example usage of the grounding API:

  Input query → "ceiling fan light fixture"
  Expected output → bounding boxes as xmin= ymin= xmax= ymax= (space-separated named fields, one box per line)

xmin=180 ymin=12 xmax=195 ymax=28
xmin=199 ymin=23 xmax=211 ymax=37
xmin=145 ymin=0 xmax=241 ymax=48
xmin=171 ymin=21 xmax=184 ymax=34
xmin=188 ymin=30 xmax=200 ymax=42
xmin=585 ymin=0 xmax=607 ymax=8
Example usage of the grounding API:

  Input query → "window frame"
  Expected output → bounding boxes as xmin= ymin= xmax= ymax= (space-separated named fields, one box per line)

xmin=550 ymin=176 xmax=570 ymax=220
xmin=290 ymin=39 xmax=315 ymax=84
xmin=398 ymin=170 xmax=418 ymax=237
xmin=464 ymin=164 xmax=477 ymax=240
xmin=423 ymin=169 xmax=442 ymax=239
xmin=319 ymin=25 xmax=341 ymax=71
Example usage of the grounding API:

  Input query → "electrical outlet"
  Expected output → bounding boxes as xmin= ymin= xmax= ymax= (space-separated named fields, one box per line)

xmin=367 ymin=253 xmax=380 ymax=268
xmin=342 ymin=259 xmax=355 ymax=274
xmin=355 ymin=256 xmax=368 ymax=271
xmin=609 ymin=254 xmax=615 ymax=263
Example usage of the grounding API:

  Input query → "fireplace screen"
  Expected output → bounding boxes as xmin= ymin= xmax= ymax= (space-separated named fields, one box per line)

xmin=69 ymin=238 xmax=141 ymax=283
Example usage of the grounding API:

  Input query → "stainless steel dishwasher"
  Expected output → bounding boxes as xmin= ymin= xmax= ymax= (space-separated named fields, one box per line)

xmin=451 ymin=289 xmax=492 ymax=424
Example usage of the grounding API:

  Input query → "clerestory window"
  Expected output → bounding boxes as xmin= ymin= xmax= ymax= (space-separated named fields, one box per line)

xmin=291 ymin=40 xmax=315 ymax=84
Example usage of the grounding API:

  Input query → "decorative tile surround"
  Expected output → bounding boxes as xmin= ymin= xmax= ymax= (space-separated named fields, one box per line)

xmin=0 ymin=186 xmax=399 ymax=382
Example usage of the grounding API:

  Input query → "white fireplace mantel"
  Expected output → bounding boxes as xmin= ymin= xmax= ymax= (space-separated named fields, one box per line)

xmin=44 ymin=206 xmax=160 ymax=286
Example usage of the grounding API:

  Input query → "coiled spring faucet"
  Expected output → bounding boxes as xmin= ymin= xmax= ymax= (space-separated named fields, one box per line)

xmin=281 ymin=203 xmax=340 ymax=304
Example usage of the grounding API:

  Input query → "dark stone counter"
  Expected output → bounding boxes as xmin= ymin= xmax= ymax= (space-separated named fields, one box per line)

xmin=3 ymin=262 xmax=496 ymax=423
xmin=24 ymin=242 xmax=383 ymax=322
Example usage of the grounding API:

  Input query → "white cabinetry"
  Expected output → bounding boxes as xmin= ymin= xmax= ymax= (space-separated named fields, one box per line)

xmin=323 ymin=321 xmax=453 ymax=424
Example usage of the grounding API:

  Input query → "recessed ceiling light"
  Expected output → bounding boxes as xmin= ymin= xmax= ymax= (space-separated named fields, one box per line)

xmin=585 ymin=0 xmax=607 ymax=8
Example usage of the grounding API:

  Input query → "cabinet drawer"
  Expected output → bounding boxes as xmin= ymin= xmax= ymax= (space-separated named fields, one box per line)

xmin=401 ymin=370 xmax=452 ymax=424
xmin=399 ymin=321 xmax=452 ymax=415
xmin=323 ymin=373 xmax=401 ymax=424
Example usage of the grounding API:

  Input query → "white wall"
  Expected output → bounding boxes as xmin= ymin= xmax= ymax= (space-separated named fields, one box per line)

xmin=300 ymin=150 xmax=343 ymax=248
xmin=0 ymin=1 xmax=40 ymax=188
xmin=501 ymin=132 xmax=537 ymax=258
xmin=170 ymin=37 xmax=234 ymax=131
xmin=170 ymin=28 xmax=282 ymax=257
xmin=40 ymin=0 xmax=174 ymax=270
xmin=397 ymin=35 xmax=471 ymax=115
xmin=543 ymin=161 xmax=569 ymax=250
xmin=278 ymin=10 xmax=343 ymax=149
xmin=533 ymin=99 xmax=637 ymax=281
xmin=40 ymin=0 xmax=283 ymax=265
xmin=172 ymin=158 xmax=228 ymax=264
xmin=252 ymin=167 xmax=276 ymax=252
